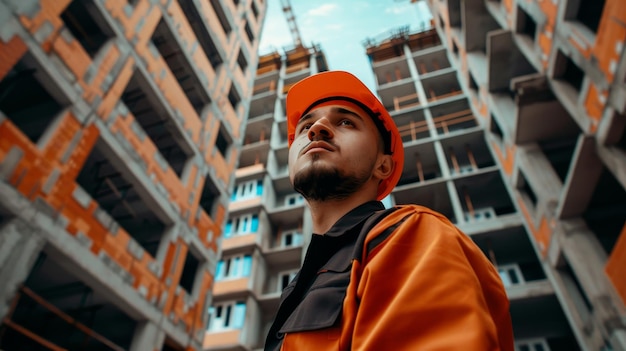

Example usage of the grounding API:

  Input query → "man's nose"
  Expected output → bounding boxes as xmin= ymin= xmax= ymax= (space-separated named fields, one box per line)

xmin=308 ymin=118 xmax=334 ymax=141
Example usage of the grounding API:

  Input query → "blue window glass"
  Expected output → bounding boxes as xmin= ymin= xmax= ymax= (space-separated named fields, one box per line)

xmin=242 ymin=255 xmax=252 ymax=276
xmin=251 ymin=214 xmax=259 ymax=232
xmin=232 ymin=302 xmax=246 ymax=328
xmin=215 ymin=261 xmax=224 ymax=280
xmin=224 ymin=220 xmax=232 ymax=238
xmin=256 ymin=179 xmax=263 ymax=195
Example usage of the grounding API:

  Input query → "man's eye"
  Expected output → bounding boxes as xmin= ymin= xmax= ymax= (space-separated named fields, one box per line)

xmin=339 ymin=119 xmax=354 ymax=126
xmin=298 ymin=124 xmax=312 ymax=133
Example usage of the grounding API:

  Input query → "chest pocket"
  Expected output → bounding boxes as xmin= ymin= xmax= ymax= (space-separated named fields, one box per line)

xmin=279 ymin=244 xmax=354 ymax=333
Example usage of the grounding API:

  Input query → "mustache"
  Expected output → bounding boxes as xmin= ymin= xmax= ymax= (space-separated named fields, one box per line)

xmin=299 ymin=139 xmax=338 ymax=156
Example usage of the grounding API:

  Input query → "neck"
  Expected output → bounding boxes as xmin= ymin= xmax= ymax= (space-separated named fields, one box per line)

xmin=306 ymin=192 xmax=378 ymax=234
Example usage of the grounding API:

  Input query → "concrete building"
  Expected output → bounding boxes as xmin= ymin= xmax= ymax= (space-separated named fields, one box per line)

xmin=207 ymin=1 xmax=625 ymax=350
xmin=363 ymin=24 xmax=581 ymax=350
xmin=423 ymin=0 xmax=626 ymax=350
xmin=0 ymin=0 xmax=265 ymax=350
xmin=202 ymin=44 xmax=327 ymax=350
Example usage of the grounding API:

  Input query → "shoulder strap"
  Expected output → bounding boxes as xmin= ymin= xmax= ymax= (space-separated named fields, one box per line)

xmin=352 ymin=207 xmax=397 ymax=262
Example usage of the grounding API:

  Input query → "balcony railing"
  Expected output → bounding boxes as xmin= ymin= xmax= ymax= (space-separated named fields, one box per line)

xmin=393 ymin=92 xmax=420 ymax=111
xmin=396 ymin=109 xmax=476 ymax=142
xmin=253 ymin=80 xmax=276 ymax=95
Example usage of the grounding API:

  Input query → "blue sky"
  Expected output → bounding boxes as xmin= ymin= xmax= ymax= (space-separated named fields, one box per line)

xmin=258 ymin=1 xmax=433 ymax=91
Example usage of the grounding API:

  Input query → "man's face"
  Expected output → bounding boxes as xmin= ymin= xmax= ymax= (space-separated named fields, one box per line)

xmin=288 ymin=103 xmax=383 ymax=201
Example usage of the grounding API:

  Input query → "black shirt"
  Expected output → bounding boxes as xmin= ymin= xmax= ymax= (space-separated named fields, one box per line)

xmin=264 ymin=201 xmax=386 ymax=351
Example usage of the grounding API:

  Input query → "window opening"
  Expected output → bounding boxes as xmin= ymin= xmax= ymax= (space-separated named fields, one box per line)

xmin=0 ymin=53 xmax=64 ymax=143
xmin=179 ymin=248 xmax=201 ymax=294
xmin=121 ymin=70 xmax=192 ymax=176
xmin=210 ymin=0 xmax=232 ymax=35
xmin=176 ymin=0 xmax=224 ymax=69
xmin=77 ymin=139 xmax=167 ymax=257
xmin=60 ymin=0 xmax=113 ymax=58
xmin=152 ymin=19 xmax=211 ymax=117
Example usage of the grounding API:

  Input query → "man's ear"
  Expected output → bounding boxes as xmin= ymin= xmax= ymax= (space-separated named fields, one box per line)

xmin=374 ymin=154 xmax=394 ymax=181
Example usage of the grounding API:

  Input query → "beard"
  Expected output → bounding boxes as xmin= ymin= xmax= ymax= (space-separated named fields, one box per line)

xmin=292 ymin=158 xmax=372 ymax=201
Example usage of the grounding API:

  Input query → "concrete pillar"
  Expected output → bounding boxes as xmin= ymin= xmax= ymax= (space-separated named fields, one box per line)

xmin=129 ymin=320 xmax=166 ymax=351
xmin=0 ymin=217 xmax=45 ymax=320
xmin=560 ymin=219 xmax=626 ymax=349
xmin=612 ymin=329 xmax=626 ymax=351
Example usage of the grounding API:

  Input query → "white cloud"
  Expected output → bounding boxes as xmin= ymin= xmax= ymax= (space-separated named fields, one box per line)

xmin=384 ymin=4 xmax=412 ymax=15
xmin=307 ymin=3 xmax=338 ymax=16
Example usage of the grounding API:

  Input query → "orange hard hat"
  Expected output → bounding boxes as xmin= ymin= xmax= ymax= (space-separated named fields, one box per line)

xmin=286 ymin=70 xmax=404 ymax=201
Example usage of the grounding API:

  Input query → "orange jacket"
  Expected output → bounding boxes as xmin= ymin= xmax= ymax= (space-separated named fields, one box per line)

xmin=266 ymin=202 xmax=514 ymax=351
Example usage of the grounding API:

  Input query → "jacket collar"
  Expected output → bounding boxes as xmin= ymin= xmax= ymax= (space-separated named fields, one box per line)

xmin=323 ymin=201 xmax=385 ymax=238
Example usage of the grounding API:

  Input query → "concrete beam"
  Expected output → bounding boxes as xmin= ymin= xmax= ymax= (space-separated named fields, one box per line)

xmin=462 ymin=0 xmax=500 ymax=52
xmin=557 ymin=135 xmax=603 ymax=218
xmin=560 ymin=219 xmax=626 ymax=345
xmin=513 ymin=73 xmax=580 ymax=144
xmin=0 ymin=217 xmax=45 ymax=320
xmin=487 ymin=30 xmax=536 ymax=92
xmin=129 ymin=320 xmax=166 ymax=351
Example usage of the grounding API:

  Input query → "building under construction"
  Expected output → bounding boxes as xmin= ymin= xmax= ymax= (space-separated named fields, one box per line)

xmin=202 ymin=43 xmax=327 ymax=350
xmin=205 ymin=1 xmax=625 ymax=351
xmin=423 ymin=0 xmax=625 ymax=349
xmin=0 ymin=0 xmax=265 ymax=350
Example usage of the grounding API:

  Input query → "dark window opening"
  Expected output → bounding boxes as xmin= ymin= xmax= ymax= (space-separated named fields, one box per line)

xmin=121 ymin=70 xmax=192 ymax=176
xmin=469 ymin=72 xmax=479 ymax=92
xmin=517 ymin=6 xmax=537 ymax=41
xmin=518 ymin=260 xmax=546 ymax=281
xmin=618 ymin=122 xmax=626 ymax=151
xmin=228 ymin=85 xmax=241 ymax=110
xmin=210 ymin=0 xmax=232 ymax=35
xmin=224 ymin=305 xmax=232 ymax=327
xmin=539 ymin=138 xmax=577 ymax=183
xmin=448 ymin=0 xmax=461 ymax=28
xmin=152 ymin=19 xmax=211 ymax=118
xmin=244 ymin=22 xmax=254 ymax=43
xmin=517 ymin=171 xmax=538 ymax=207
xmin=215 ymin=127 xmax=232 ymax=158
xmin=77 ymin=139 xmax=167 ymax=257
xmin=251 ymin=2 xmax=259 ymax=18
xmin=574 ymin=0 xmax=605 ymax=33
xmin=176 ymin=0 xmax=224 ymax=70
xmin=0 ymin=54 xmax=64 ymax=143
xmin=60 ymin=0 xmax=113 ymax=58
xmin=452 ymin=40 xmax=459 ymax=57
xmin=490 ymin=114 xmax=504 ymax=140
xmin=555 ymin=51 xmax=585 ymax=93
xmin=281 ymin=274 xmax=291 ymax=290
xmin=162 ymin=338 xmax=185 ymax=351
xmin=237 ymin=50 xmax=248 ymax=72
xmin=199 ymin=175 xmax=220 ymax=217
xmin=0 ymin=252 xmax=137 ymax=350
xmin=583 ymin=168 xmax=626 ymax=255
xmin=179 ymin=248 xmax=201 ymax=294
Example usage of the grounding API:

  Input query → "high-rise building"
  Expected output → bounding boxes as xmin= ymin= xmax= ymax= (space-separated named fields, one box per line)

xmin=0 ymin=0 xmax=265 ymax=350
xmin=212 ymin=1 xmax=625 ymax=350
xmin=364 ymin=24 xmax=581 ymax=350
xmin=422 ymin=0 xmax=625 ymax=350
xmin=203 ymin=44 xmax=327 ymax=350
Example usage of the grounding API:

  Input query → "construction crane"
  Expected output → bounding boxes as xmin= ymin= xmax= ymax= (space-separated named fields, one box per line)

xmin=280 ymin=0 xmax=303 ymax=47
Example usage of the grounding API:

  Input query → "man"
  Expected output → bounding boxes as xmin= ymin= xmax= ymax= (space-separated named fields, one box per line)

xmin=264 ymin=71 xmax=514 ymax=351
